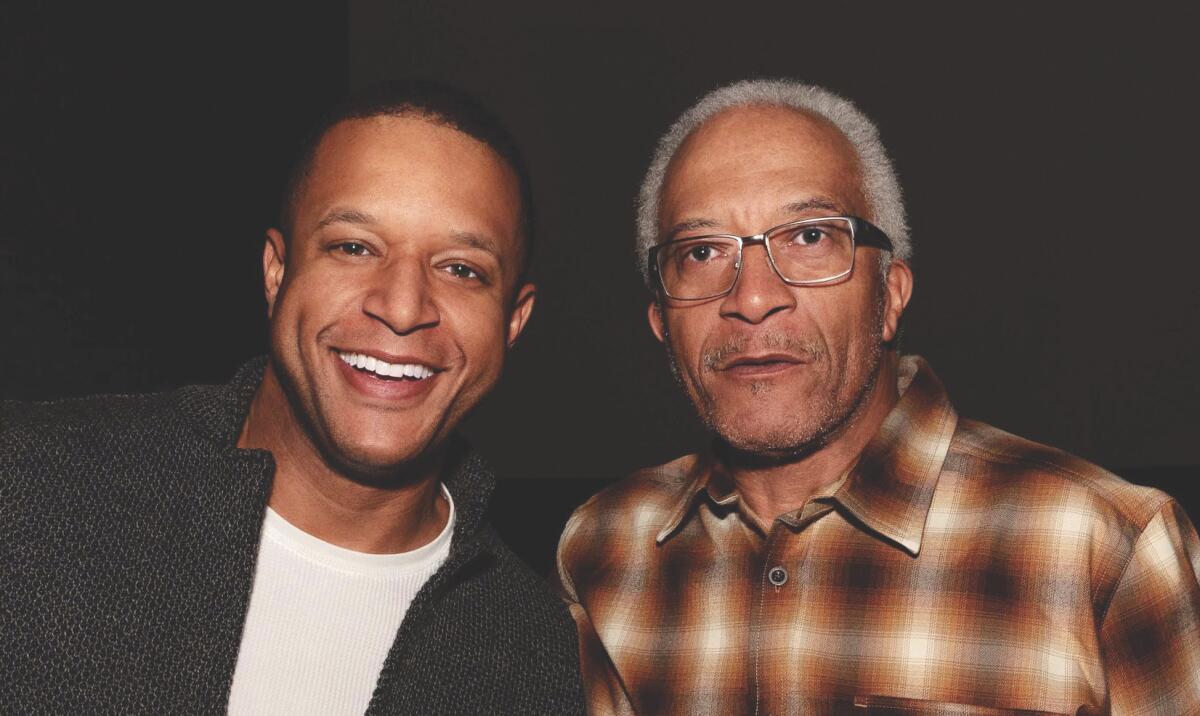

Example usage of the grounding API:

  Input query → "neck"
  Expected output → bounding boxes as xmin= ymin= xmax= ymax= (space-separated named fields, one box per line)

xmin=237 ymin=363 xmax=450 ymax=554
xmin=726 ymin=353 xmax=901 ymax=527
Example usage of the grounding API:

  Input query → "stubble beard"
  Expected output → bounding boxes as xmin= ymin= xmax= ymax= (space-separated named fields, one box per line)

xmin=267 ymin=329 xmax=445 ymax=488
xmin=662 ymin=295 xmax=887 ymax=463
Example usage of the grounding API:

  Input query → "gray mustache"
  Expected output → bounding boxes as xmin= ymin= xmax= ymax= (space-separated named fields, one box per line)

xmin=701 ymin=332 xmax=823 ymax=372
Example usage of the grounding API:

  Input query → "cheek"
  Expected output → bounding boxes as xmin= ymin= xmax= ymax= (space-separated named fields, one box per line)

xmin=809 ymin=284 xmax=881 ymax=350
xmin=267 ymin=282 xmax=304 ymax=345
xmin=274 ymin=270 xmax=359 ymax=333
xmin=449 ymin=298 xmax=510 ymax=382
xmin=663 ymin=311 xmax=716 ymax=382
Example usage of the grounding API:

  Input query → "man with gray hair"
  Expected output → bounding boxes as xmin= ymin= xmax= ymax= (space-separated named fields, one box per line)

xmin=557 ymin=79 xmax=1200 ymax=715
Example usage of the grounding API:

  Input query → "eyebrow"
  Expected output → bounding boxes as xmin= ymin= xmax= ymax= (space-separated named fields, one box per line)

xmin=449 ymin=230 xmax=501 ymax=258
xmin=664 ymin=196 xmax=848 ymax=241
xmin=314 ymin=210 xmax=502 ymax=258
xmin=782 ymin=197 xmax=845 ymax=215
xmin=315 ymin=208 xmax=378 ymax=230
xmin=664 ymin=217 xmax=722 ymax=242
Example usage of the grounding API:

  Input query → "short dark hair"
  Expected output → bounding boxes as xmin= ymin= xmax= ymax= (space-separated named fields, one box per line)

xmin=279 ymin=80 xmax=535 ymax=280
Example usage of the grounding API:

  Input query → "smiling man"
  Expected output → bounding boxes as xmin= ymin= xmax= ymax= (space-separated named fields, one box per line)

xmin=2 ymin=82 xmax=584 ymax=714
xmin=557 ymin=79 xmax=1200 ymax=715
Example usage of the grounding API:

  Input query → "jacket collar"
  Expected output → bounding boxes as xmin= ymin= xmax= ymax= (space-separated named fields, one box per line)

xmin=176 ymin=355 xmax=269 ymax=453
xmin=163 ymin=357 xmax=497 ymax=708
xmin=656 ymin=356 xmax=957 ymax=556
xmin=174 ymin=356 xmax=495 ymax=540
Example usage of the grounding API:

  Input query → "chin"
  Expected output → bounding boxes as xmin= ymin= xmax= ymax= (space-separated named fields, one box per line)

xmin=718 ymin=422 xmax=824 ymax=456
xmin=705 ymin=397 xmax=835 ymax=457
xmin=335 ymin=453 xmax=432 ymax=485
xmin=320 ymin=431 xmax=440 ymax=483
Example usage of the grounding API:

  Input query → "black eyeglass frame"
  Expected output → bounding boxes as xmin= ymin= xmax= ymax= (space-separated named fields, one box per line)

xmin=648 ymin=215 xmax=894 ymax=301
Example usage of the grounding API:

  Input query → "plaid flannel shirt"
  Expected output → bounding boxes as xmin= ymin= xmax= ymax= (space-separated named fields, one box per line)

xmin=557 ymin=356 xmax=1200 ymax=715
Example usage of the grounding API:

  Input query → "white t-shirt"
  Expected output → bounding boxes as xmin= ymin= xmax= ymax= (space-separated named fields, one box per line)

xmin=227 ymin=486 xmax=455 ymax=715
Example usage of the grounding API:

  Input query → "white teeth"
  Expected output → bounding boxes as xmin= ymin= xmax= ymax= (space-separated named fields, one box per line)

xmin=337 ymin=352 xmax=436 ymax=380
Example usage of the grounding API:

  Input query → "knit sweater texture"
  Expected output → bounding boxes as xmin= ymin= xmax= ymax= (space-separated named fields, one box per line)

xmin=0 ymin=358 xmax=585 ymax=715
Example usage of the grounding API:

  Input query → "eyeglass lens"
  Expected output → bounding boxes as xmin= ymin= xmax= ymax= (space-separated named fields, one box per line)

xmin=656 ymin=218 xmax=855 ymax=299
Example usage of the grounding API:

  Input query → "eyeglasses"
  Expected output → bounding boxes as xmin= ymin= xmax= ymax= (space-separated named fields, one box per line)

xmin=648 ymin=216 xmax=893 ymax=300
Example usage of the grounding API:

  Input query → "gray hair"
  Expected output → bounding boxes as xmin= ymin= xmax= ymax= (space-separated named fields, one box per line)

xmin=635 ymin=79 xmax=910 ymax=284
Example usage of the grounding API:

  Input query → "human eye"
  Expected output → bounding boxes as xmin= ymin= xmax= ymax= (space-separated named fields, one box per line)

xmin=439 ymin=261 xmax=490 ymax=285
xmin=678 ymin=240 xmax=730 ymax=264
xmin=795 ymin=226 xmax=830 ymax=246
xmin=777 ymin=221 xmax=849 ymax=251
xmin=328 ymin=241 xmax=373 ymax=257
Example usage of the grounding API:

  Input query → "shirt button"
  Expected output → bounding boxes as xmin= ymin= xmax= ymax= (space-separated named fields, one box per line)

xmin=768 ymin=566 xmax=788 ymax=587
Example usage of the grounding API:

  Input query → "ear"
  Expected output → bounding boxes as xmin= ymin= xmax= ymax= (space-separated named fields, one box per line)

xmin=647 ymin=300 xmax=666 ymax=344
xmin=506 ymin=283 xmax=537 ymax=347
xmin=881 ymin=257 xmax=914 ymax=343
xmin=263 ymin=228 xmax=287 ymax=318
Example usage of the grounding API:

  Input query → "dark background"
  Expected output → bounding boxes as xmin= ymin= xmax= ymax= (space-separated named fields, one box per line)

xmin=4 ymin=2 xmax=1196 ymax=572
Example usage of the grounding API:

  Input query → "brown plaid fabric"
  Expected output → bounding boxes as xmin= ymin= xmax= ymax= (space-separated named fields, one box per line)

xmin=557 ymin=356 xmax=1200 ymax=715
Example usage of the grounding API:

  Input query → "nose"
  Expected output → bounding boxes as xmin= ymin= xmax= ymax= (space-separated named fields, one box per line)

xmin=719 ymin=243 xmax=796 ymax=324
xmin=360 ymin=258 xmax=441 ymax=336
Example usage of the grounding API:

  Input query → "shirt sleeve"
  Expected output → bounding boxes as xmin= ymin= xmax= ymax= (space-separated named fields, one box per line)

xmin=1099 ymin=499 xmax=1200 ymax=714
xmin=556 ymin=520 xmax=637 ymax=716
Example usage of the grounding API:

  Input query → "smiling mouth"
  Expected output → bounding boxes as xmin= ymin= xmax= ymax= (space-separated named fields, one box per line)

xmin=337 ymin=351 xmax=438 ymax=381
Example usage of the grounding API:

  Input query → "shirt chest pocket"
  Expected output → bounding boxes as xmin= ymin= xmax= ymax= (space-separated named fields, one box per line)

xmin=852 ymin=694 xmax=1096 ymax=715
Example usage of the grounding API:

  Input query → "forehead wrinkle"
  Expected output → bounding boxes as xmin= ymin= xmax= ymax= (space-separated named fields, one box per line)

xmin=782 ymin=197 xmax=845 ymax=215
xmin=664 ymin=196 xmax=850 ymax=242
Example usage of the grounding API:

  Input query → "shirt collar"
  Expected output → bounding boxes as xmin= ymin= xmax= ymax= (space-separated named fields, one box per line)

xmin=654 ymin=452 xmax=733 ymax=543
xmin=656 ymin=356 xmax=958 ymax=556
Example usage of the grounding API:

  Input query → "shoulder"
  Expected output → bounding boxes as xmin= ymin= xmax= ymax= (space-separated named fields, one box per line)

xmin=941 ymin=419 xmax=1189 ymax=611
xmin=0 ymin=384 xmax=230 ymax=524
xmin=2 ymin=388 xmax=193 ymax=441
xmin=930 ymin=420 xmax=1196 ymax=622
xmin=0 ymin=388 xmax=227 ymax=588
xmin=0 ymin=360 xmax=259 ymax=462
xmin=1 ymin=389 xmax=191 ymax=470
xmin=476 ymin=525 xmax=576 ymax=623
xmin=421 ymin=525 xmax=584 ymax=710
xmin=449 ymin=525 xmax=579 ymax=662
xmin=559 ymin=454 xmax=698 ymax=547
xmin=948 ymin=418 xmax=1176 ymax=534
xmin=364 ymin=520 xmax=587 ymax=713
xmin=556 ymin=454 xmax=700 ymax=596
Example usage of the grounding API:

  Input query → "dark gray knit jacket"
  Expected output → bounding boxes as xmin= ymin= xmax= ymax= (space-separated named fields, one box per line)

xmin=0 ymin=359 xmax=585 ymax=715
